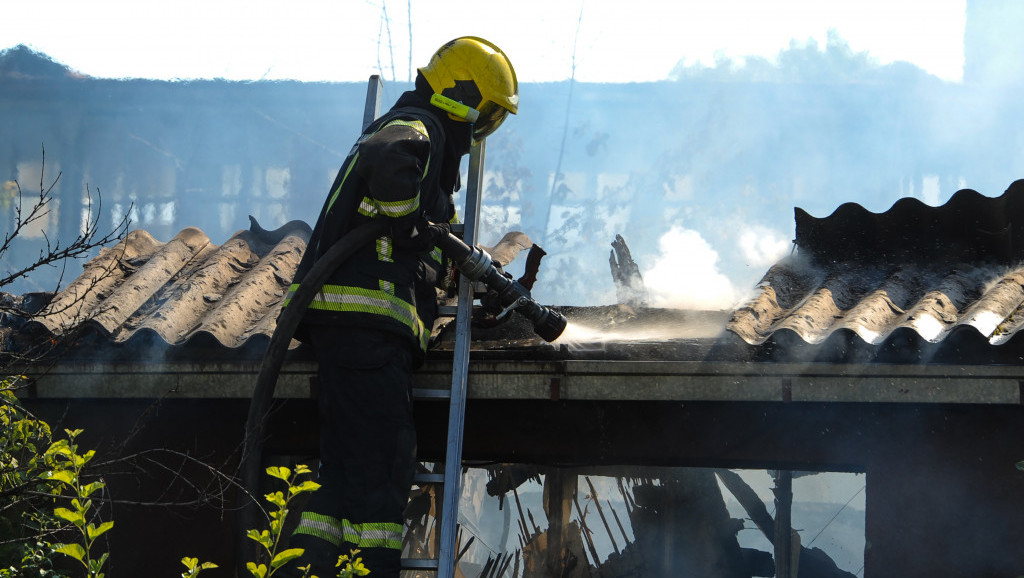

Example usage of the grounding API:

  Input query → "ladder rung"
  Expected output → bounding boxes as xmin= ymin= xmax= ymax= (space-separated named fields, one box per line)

xmin=449 ymin=223 xmax=465 ymax=236
xmin=401 ymin=558 xmax=440 ymax=570
xmin=412 ymin=388 xmax=451 ymax=399
xmin=438 ymin=305 xmax=458 ymax=317
xmin=413 ymin=472 xmax=445 ymax=484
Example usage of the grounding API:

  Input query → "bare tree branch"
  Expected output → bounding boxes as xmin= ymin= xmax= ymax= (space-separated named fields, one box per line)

xmin=0 ymin=145 xmax=132 ymax=292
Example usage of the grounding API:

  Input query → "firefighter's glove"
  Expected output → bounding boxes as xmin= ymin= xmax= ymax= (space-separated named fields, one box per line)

xmin=480 ymin=271 xmax=514 ymax=316
xmin=395 ymin=216 xmax=450 ymax=254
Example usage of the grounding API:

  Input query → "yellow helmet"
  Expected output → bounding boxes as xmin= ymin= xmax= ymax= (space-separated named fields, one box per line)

xmin=418 ymin=36 xmax=518 ymax=141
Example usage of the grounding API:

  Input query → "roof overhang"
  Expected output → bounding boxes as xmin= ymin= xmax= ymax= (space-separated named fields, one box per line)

xmin=18 ymin=356 xmax=1022 ymax=405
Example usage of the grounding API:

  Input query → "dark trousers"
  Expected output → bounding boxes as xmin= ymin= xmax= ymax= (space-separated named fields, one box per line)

xmin=288 ymin=326 xmax=416 ymax=578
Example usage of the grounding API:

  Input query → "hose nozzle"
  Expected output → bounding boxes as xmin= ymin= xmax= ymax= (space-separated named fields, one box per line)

xmin=513 ymin=296 xmax=568 ymax=343
xmin=437 ymin=231 xmax=567 ymax=342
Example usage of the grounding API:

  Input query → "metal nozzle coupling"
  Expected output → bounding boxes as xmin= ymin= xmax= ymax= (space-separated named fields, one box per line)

xmin=437 ymin=231 xmax=567 ymax=342
xmin=454 ymin=244 xmax=494 ymax=281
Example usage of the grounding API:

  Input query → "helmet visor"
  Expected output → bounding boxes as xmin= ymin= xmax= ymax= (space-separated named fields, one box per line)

xmin=472 ymin=100 xmax=511 ymax=141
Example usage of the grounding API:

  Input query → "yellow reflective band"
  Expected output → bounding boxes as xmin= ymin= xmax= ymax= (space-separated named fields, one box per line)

xmin=357 ymin=196 xmax=378 ymax=217
xmin=359 ymin=195 xmax=419 ymax=219
xmin=293 ymin=512 xmax=356 ymax=547
xmin=325 ymin=152 xmax=360 ymax=214
xmin=376 ymin=196 xmax=420 ymax=218
xmin=377 ymin=236 xmax=393 ymax=263
xmin=283 ymin=284 xmax=300 ymax=307
xmin=293 ymin=514 xmax=401 ymax=550
xmin=357 ymin=522 xmax=404 ymax=550
xmin=383 ymin=118 xmax=428 ymax=137
xmin=286 ymin=283 xmax=429 ymax=350
xmin=307 ymin=285 xmax=429 ymax=349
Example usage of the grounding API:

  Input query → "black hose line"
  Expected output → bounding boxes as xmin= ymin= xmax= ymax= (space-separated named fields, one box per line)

xmin=235 ymin=219 xmax=387 ymax=572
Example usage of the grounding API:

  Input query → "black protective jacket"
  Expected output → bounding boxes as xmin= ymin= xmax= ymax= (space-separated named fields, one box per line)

xmin=285 ymin=88 xmax=464 ymax=359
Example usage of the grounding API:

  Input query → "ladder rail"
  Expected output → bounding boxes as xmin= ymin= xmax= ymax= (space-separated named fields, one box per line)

xmin=362 ymin=75 xmax=383 ymax=130
xmin=437 ymin=140 xmax=485 ymax=578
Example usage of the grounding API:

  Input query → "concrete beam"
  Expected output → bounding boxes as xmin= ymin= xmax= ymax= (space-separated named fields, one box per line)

xmin=16 ymin=359 xmax=1023 ymax=405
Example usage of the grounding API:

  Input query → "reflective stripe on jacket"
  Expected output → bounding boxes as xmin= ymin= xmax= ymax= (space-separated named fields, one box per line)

xmin=294 ymin=511 xmax=403 ymax=551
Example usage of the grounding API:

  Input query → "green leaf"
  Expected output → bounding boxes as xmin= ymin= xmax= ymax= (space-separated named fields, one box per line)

xmin=72 ymin=450 xmax=96 ymax=469
xmin=180 ymin=557 xmax=218 ymax=577
xmin=246 ymin=529 xmax=272 ymax=550
xmin=87 ymin=521 xmax=114 ymax=540
xmin=264 ymin=491 xmax=286 ymax=508
xmin=265 ymin=466 xmax=291 ymax=482
xmin=53 ymin=543 xmax=86 ymax=562
xmin=246 ymin=562 xmax=267 ymax=578
xmin=294 ymin=464 xmax=313 ymax=476
xmin=43 ymin=470 xmax=76 ymax=485
xmin=289 ymin=480 xmax=321 ymax=495
xmin=271 ymin=548 xmax=304 ymax=569
xmin=53 ymin=507 xmax=85 ymax=527
xmin=71 ymin=498 xmax=93 ymax=514
xmin=44 ymin=441 xmax=73 ymax=460
xmin=89 ymin=554 xmax=109 ymax=573
xmin=80 ymin=481 xmax=106 ymax=497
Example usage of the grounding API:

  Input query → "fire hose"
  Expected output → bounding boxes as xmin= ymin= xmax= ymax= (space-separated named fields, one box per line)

xmin=236 ymin=221 xmax=567 ymax=568
xmin=432 ymin=230 xmax=567 ymax=342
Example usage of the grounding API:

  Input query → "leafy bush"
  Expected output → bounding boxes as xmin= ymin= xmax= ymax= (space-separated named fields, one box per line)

xmin=244 ymin=465 xmax=320 ymax=578
xmin=2 ymin=384 xmax=371 ymax=578
xmin=186 ymin=464 xmax=369 ymax=578
xmin=0 ymin=382 xmax=111 ymax=577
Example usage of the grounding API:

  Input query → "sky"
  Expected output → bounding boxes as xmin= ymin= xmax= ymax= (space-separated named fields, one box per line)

xmin=4 ymin=0 xmax=967 ymax=83
xmin=2 ymin=0 xmax=981 ymax=309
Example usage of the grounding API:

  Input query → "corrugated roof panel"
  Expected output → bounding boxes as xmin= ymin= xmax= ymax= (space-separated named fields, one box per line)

xmin=14 ymin=218 xmax=563 ymax=359
xmin=25 ymin=218 xmax=311 ymax=350
xmin=729 ymin=181 xmax=1024 ymax=353
xmin=28 ymin=228 xmax=163 ymax=337
xmin=90 ymin=227 xmax=212 ymax=336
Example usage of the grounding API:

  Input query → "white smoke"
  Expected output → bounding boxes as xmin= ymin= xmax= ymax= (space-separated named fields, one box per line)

xmin=738 ymin=225 xmax=792 ymax=268
xmin=643 ymin=226 xmax=741 ymax=310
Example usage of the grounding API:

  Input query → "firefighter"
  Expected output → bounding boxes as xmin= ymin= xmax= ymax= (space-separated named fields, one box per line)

xmin=281 ymin=37 xmax=518 ymax=577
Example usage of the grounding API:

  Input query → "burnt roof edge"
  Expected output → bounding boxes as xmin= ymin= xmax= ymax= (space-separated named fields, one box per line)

xmin=795 ymin=179 xmax=1024 ymax=266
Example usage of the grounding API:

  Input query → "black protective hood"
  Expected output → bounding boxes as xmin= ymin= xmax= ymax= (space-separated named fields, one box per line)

xmin=385 ymin=75 xmax=472 ymax=193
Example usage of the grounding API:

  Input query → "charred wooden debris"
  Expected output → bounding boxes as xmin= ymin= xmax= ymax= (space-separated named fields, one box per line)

xmin=401 ymin=465 xmax=857 ymax=578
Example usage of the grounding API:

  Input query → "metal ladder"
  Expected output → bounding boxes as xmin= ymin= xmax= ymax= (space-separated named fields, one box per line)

xmin=403 ymin=141 xmax=483 ymax=577
xmin=361 ymin=76 xmax=481 ymax=577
